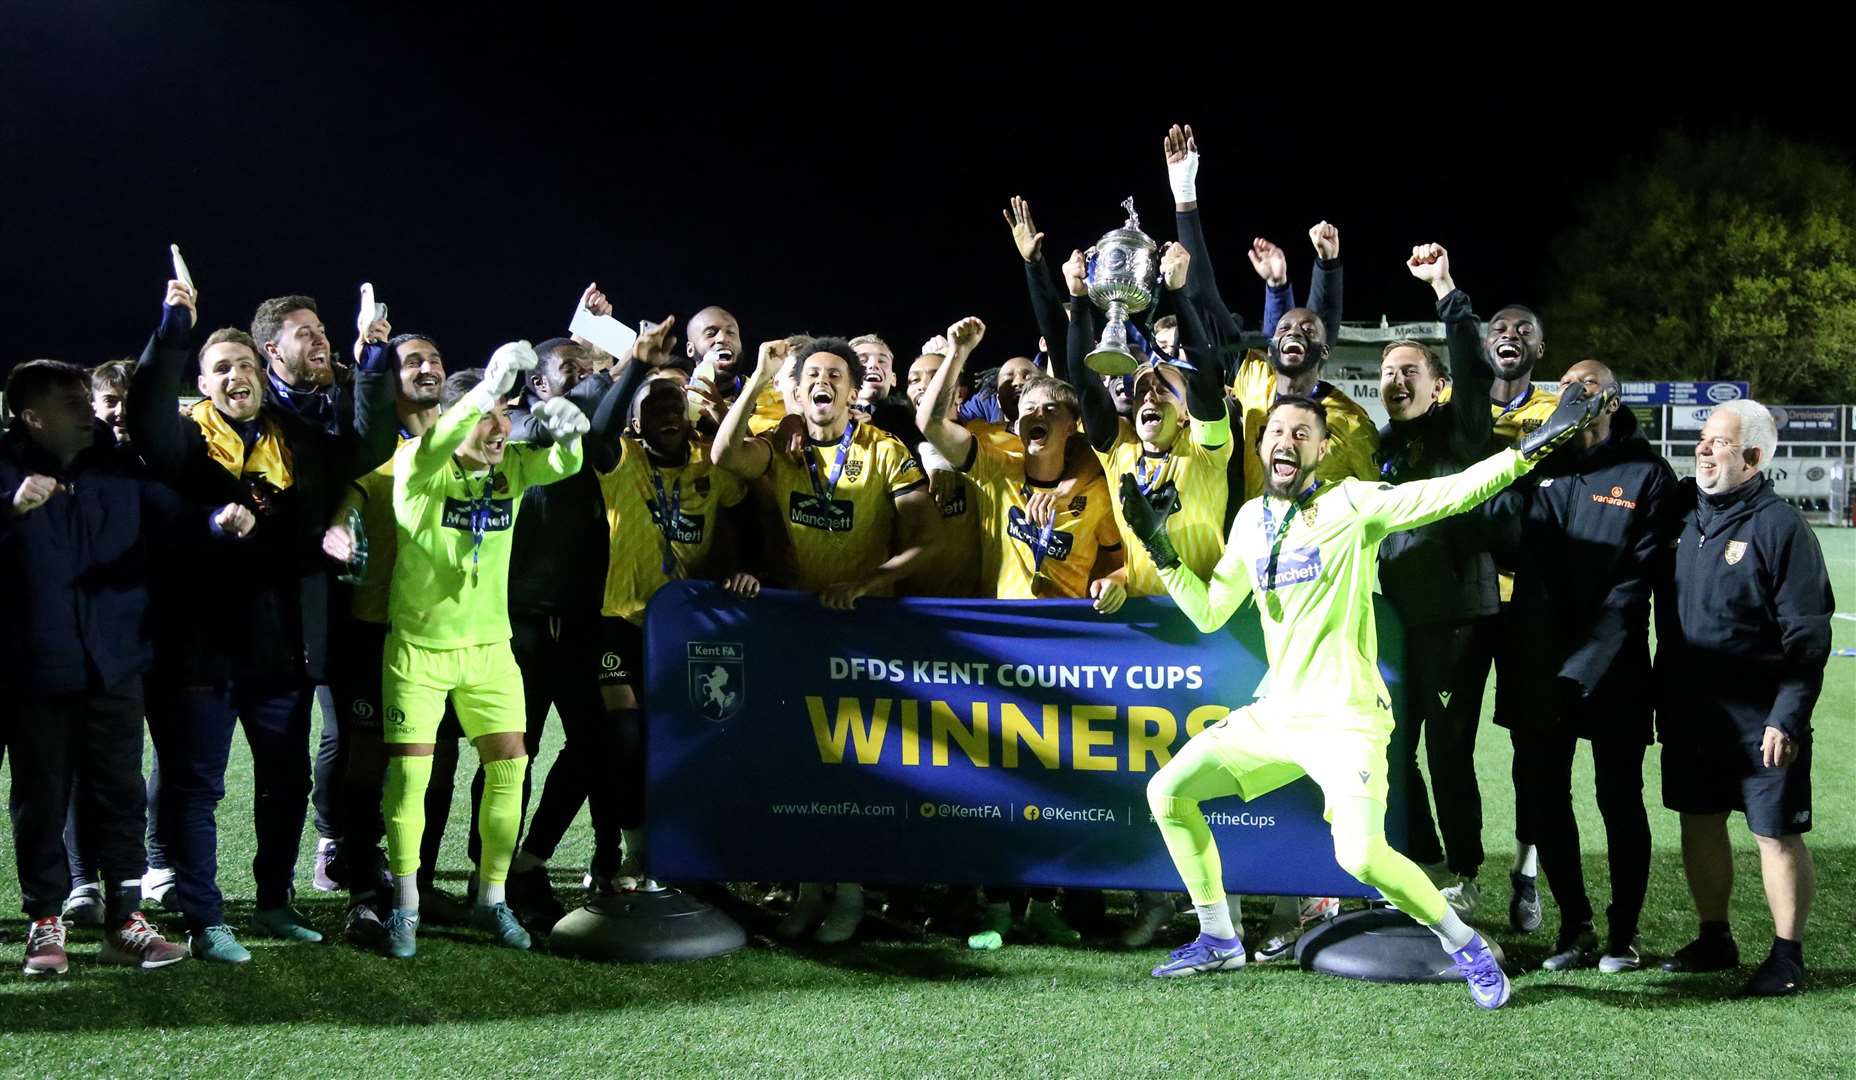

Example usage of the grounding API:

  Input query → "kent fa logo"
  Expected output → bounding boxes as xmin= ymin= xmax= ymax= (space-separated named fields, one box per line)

xmin=688 ymin=642 xmax=746 ymax=722
xmin=1725 ymin=540 xmax=1748 ymax=566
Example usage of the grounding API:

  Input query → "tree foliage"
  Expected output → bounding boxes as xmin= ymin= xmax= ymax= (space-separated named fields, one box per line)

xmin=1547 ymin=131 xmax=1856 ymax=402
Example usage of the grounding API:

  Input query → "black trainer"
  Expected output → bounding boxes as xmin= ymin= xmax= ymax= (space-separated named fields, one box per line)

xmin=345 ymin=902 xmax=387 ymax=948
xmin=507 ymin=865 xmax=566 ymax=931
xmin=1541 ymin=926 xmax=1598 ymax=972
xmin=1660 ymin=933 xmax=1739 ymax=973
xmin=1743 ymin=951 xmax=1805 ymax=997
xmin=1509 ymin=871 xmax=1543 ymax=934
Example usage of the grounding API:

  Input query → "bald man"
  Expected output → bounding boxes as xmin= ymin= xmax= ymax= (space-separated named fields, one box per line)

xmin=1489 ymin=359 xmax=1675 ymax=973
xmin=686 ymin=306 xmax=786 ymax=436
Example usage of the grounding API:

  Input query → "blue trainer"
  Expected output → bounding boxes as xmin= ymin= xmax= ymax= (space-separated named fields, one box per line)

xmin=189 ymin=924 xmax=252 ymax=965
xmin=382 ymin=908 xmax=419 ymax=960
xmin=471 ymin=902 xmax=532 ymax=951
xmin=1151 ymin=933 xmax=1247 ymax=978
xmin=1451 ymin=933 xmax=1513 ymax=1009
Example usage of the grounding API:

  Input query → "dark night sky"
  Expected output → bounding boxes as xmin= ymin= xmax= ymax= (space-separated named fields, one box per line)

xmin=4 ymin=5 xmax=1851 ymax=377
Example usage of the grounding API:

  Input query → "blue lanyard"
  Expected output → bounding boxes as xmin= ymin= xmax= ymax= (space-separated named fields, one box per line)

xmin=1136 ymin=453 xmax=1169 ymax=495
xmin=1259 ymin=481 xmax=1318 ymax=587
xmin=1022 ymin=489 xmax=1060 ymax=572
xmin=650 ymin=469 xmax=683 ymax=576
xmin=1495 ymin=385 xmax=1532 ymax=418
xmin=806 ymin=420 xmax=858 ymax=500
xmin=468 ymin=469 xmax=497 ymax=565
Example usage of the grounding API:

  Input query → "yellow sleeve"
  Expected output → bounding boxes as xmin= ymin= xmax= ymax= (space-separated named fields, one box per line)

xmin=1157 ymin=517 xmax=1256 ymax=633
xmin=879 ymin=433 xmax=927 ymax=497
xmin=1190 ymin=411 xmax=1233 ymax=455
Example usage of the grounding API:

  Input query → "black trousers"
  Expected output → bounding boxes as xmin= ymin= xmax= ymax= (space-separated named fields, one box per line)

xmin=146 ymin=677 xmax=313 ymax=931
xmin=482 ymin=611 xmax=619 ymax=875
xmin=1389 ymin=619 xmax=1490 ymax=878
xmin=5 ymin=680 xmax=148 ymax=921
xmin=1511 ymin=728 xmax=1650 ymax=950
xmin=311 ymin=684 xmax=343 ymax=842
xmin=1459 ymin=606 xmax=1531 ymax=850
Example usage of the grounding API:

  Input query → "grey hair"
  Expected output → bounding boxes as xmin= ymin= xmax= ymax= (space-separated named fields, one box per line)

xmin=1712 ymin=399 xmax=1778 ymax=467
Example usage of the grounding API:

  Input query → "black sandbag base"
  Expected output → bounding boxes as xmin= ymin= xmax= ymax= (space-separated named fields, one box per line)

xmin=547 ymin=887 xmax=747 ymax=963
xmin=1296 ymin=907 xmax=1506 ymax=983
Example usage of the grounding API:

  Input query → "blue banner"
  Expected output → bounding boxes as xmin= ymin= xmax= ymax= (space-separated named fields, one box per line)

xmin=1618 ymin=380 xmax=1750 ymax=406
xmin=644 ymin=583 xmax=1406 ymax=897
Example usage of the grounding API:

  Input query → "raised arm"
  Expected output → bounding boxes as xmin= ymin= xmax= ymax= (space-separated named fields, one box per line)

xmin=709 ymin=340 xmax=781 ymax=478
xmin=1165 ymin=123 xmax=1242 ymax=343
xmin=341 ymin=282 xmax=399 ymax=475
xmin=1355 ymin=448 xmax=1533 ymax=539
xmin=1003 ymin=196 xmax=1068 ymax=358
xmin=518 ymin=398 xmax=588 ymax=487
xmin=411 ymin=341 xmax=536 ymax=481
xmin=1407 ymin=244 xmax=1495 ymax=457
xmin=344 ymin=335 xmax=400 ymax=477
xmin=1254 ymin=237 xmax=1295 ymax=336
xmin=917 ymin=317 xmax=983 ymax=467
xmin=1057 ymin=250 xmax=1121 ymax=453
xmin=127 ymin=279 xmax=201 ymax=480
xmin=1161 ymin=242 xmax=1227 ymax=427
xmin=1305 ymin=221 xmax=1343 ymax=345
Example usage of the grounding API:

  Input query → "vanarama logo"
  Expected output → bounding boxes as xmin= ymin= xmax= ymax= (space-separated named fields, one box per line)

xmin=1590 ymin=486 xmax=1637 ymax=510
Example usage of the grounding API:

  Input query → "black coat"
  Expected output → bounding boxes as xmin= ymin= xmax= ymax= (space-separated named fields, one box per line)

xmin=1376 ymin=288 xmax=1500 ymax=628
xmin=1494 ymin=406 xmax=1677 ymax=740
xmin=128 ymin=322 xmax=397 ymax=685
xmin=1654 ymin=473 xmax=1835 ymax=744
xmin=509 ymin=372 xmax=612 ymax=617
xmin=0 ymin=425 xmax=214 ymax=697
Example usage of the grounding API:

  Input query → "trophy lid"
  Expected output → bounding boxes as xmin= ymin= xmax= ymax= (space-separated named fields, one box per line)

xmin=1120 ymin=196 xmax=1141 ymax=231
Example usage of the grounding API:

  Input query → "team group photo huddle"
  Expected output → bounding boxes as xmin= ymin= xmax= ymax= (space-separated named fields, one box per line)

xmin=2 ymin=8 xmax=1851 ymax=1078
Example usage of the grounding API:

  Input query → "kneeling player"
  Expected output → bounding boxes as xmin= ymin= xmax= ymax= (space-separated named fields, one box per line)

xmin=1122 ymin=391 xmax=1605 ymax=1007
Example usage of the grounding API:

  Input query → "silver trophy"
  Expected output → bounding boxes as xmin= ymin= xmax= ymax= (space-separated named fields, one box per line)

xmin=1085 ymin=197 xmax=1161 ymax=375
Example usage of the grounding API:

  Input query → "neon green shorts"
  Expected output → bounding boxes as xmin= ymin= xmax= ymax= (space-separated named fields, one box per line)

xmin=381 ymin=634 xmax=526 ymax=744
xmin=1196 ymin=699 xmax=1391 ymax=812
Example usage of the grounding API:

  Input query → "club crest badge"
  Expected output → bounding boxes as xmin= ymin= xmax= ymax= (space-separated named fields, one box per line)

xmin=688 ymin=642 xmax=746 ymax=722
xmin=1724 ymin=540 xmax=1747 ymax=566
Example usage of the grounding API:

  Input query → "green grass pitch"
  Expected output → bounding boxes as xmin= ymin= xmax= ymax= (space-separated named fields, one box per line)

xmin=1 ymin=529 xmax=1851 ymax=1078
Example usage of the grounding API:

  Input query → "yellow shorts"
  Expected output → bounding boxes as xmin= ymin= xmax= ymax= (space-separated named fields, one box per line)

xmin=381 ymin=634 xmax=526 ymax=745
xmin=1196 ymin=699 xmax=1391 ymax=813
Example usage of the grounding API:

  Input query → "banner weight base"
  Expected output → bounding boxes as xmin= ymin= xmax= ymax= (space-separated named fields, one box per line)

xmin=1296 ymin=907 xmax=1507 ymax=983
xmin=547 ymin=887 xmax=747 ymax=963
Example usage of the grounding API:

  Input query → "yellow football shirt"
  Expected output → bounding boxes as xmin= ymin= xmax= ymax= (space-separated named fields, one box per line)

xmin=343 ymin=459 xmax=398 ymax=626
xmin=902 ymin=423 xmax=1022 ymax=598
xmin=1098 ymin=414 xmax=1234 ymax=597
xmin=599 ymin=438 xmax=747 ymax=625
xmin=1229 ymin=352 xmax=1380 ymax=503
xmin=966 ymin=439 xmax=1121 ymax=600
xmin=1435 ymin=382 xmax=1561 ymax=446
xmin=762 ymin=421 xmax=927 ymax=594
